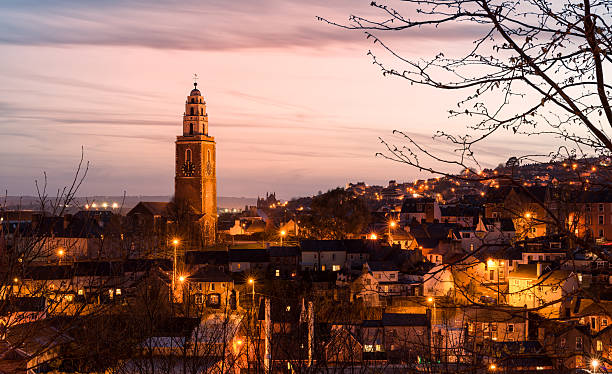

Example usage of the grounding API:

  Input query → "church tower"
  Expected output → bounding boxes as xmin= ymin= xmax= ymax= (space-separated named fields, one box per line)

xmin=175 ymin=81 xmax=217 ymax=244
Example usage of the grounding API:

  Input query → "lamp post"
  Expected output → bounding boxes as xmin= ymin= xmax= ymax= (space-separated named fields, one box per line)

xmin=248 ymin=278 xmax=255 ymax=307
xmin=388 ymin=220 xmax=397 ymax=243
xmin=280 ymin=230 xmax=286 ymax=247
xmin=427 ymin=296 xmax=436 ymax=326
xmin=592 ymin=359 xmax=599 ymax=374
xmin=57 ymin=248 xmax=64 ymax=265
xmin=172 ymin=239 xmax=179 ymax=300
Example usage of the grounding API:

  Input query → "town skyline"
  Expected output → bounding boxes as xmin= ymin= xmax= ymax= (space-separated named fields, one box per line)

xmin=0 ymin=0 xmax=560 ymax=199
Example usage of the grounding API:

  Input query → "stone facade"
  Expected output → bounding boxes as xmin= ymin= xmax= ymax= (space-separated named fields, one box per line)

xmin=174 ymin=82 xmax=217 ymax=244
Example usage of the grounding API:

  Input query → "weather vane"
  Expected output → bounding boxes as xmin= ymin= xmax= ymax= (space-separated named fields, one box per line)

xmin=193 ymin=73 xmax=199 ymax=87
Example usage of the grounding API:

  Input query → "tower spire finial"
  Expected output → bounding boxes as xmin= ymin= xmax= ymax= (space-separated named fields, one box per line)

xmin=193 ymin=73 xmax=199 ymax=88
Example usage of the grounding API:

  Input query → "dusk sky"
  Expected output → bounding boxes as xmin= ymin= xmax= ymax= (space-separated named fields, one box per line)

xmin=0 ymin=0 xmax=555 ymax=199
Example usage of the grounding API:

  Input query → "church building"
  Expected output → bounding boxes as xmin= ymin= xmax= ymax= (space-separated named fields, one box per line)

xmin=174 ymin=81 xmax=217 ymax=245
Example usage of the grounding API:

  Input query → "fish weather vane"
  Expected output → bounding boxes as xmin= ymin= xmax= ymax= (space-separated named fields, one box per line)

xmin=193 ymin=73 xmax=199 ymax=86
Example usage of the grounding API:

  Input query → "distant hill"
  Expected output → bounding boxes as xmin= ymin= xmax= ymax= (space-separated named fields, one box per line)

xmin=1 ymin=195 xmax=256 ymax=212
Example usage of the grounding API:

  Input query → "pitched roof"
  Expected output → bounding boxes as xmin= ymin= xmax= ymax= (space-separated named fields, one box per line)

xmin=367 ymin=261 xmax=399 ymax=272
xmin=126 ymin=201 xmax=171 ymax=216
xmin=229 ymin=248 xmax=269 ymax=263
xmin=188 ymin=266 xmax=233 ymax=283
xmin=382 ymin=313 xmax=429 ymax=326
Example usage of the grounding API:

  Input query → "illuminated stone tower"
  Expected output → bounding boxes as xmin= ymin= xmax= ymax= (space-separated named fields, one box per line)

xmin=175 ymin=81 xmax=217 ymax=244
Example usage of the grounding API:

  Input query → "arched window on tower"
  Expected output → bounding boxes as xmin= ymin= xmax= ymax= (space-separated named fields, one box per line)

xmin=189 ymin=123 xmax=194 ymax=135
xmin=190 ymin=107 xmax=194 ymax=115
xmin=190 ymin=98 xmax=195 ymax=103
xmin=186 ymin=149 xmax=192 ymax=162
xmin=207 ymin=150 xmax=211 ymax=161
xmin=200 ymin=108 xmax=203 ymax=115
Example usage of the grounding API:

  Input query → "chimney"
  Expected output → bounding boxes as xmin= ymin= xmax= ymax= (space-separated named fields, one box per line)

xmin=536 ymin=263 xmax=542 ymax=278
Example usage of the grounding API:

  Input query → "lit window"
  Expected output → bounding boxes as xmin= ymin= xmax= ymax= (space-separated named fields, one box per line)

xmin=115 ymin=288 xmax=121 ymax=295
xmin=275 ymin=269 xmax=280 ymax=277
xmin=78 ymin=289 xmax=84 ymax=296
xmin=332 ymin=265 xmax=340 ymax=272
xmin=364 ymin=345 xmax=374 ymax=352
xmin=597 ymin=340 xmax=603 ymax=351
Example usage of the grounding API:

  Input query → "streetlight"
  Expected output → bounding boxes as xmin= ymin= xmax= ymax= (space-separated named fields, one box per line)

xmin=57 ymin=248 xmax=64 ymax=265
xmin=388 ymin=220 xmax=397 ymax=243
xmin=427 ymin=297 xmax=436 ymax=326
xmin=280 ymin=230 xmax=286 ymax=247
xmin=369 ymin=233 xmax=377 ymax=240
xmin=592 ymin=359 xmax=599 ymax=374
xmin=171 ymin=239 xmax=180 ymax=301
xmin=489 ymin=363 xmax=497 ymax=371
xmin=248 ymin=278 xmax=255 ymax=307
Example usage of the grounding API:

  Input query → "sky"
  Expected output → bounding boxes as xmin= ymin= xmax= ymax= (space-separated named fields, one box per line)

xmin=0 ymin=0 xmax=557 ymax=199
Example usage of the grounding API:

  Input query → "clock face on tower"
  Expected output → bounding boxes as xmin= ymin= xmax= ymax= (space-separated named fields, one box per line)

xmin=182 ymin=161 xmax=196 ymax=176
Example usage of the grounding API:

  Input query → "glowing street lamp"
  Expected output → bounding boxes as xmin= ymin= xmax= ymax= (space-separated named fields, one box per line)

xmin=280 ymin=230 xmax=287 ymax=247
xmin=57 ymin=248 xmax=65 ymax=265
xmin=369 ymin=233 xmax=378 ymax=240
xmin=592 ymin=359 xmax=599 ymax=374
xmin=489 ymin=363 xmax=497 ymax=371
xmin=524 ymin=212 xmax=532 ymax=219
xmin=248 ymin=278 xmax=255 ymax=307
xmin=178 ymin=275 xmax=185 ymax=283
xmin=427 ymin=296 xmax=436 ymax=326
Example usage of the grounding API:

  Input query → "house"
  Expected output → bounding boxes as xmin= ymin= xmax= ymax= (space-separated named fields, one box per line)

xmin=400 ymin=197 xmax=440 ymax=224
xmin=300 ymin=240 xmax=348 ymax=272
xmin=507 ymin=263 xmax=579 ymax=318
xmin=351 ymin=262 xmax=402 ymax=305
xmin=268 ymin=246 xmax=299 ymax=278
xmin=361 ymin=312 xmax=431 ymax=363
xmin=186 ymin=265 xmax=236 ymax=309
xmin=228 ymin=248 xmax=269 ymax=273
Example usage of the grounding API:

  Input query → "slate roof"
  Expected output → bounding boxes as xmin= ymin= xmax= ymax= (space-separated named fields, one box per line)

xmin=126 ymin=201 xmax=171 ymax=217
xmin=382 ymin=313 xmax=429 ymax=327
xmin=229 ymin=248 xmax=269 ymax=263
xmin=188 ymin=266 xmax=233 ymax=283
xmin=367 ymin=261 xmax=399 ymax=272
xmin=269 ymin=246 xmax=300 ymax=257
xmin=185 ymin=250 xmax=229 ymax=265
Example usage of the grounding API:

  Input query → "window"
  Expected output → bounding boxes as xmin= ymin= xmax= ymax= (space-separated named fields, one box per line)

xmin=200 ymin=108 xmax=203 ymax=115
xmin=321 ymin=265 xmax=326 ymax=271
xmin=560 ymin=338 xmax=566 ymax=348
xmin=507 ymin=324 xmax=514 ymax=333
xmin=600 ymin=204 xmax=605 ymax=212
xmin=599 ymin=215 xmax=605 ymax=225
xmin=600 ymin=229 xmax=604 ymax=237
xmin=210 ymin=283 xmax=215 ymax=291
xmin=195 ymin=294 xmax=204 ymax=304
xmin=364 ymin=345 xmax=374 ymax=352
xmin=390 ymin=273 xmax=396 ymax=279
xmin=207 ymin=150 xmax=211 ymax=162
xmin=591 ymin=317 xmax=596 ymax=329
xmin=115 ymin=288 xmax=121 ymax=295
xmin=603 ymin=319 xmax=608 ymax=327
xmin=332 ymin=265 xmax=340 ymax=271
xmin=576 ymin=336 xmax=583 ymax=350
xmin=332 ymin=254 xmax=336 ymax=260
xmin=185 ymin=149 xmax=192 ymax=162
xmin=190 ymin=107 xmax=194 ymax=115
xmin=597 ymin=340 xmax=603 ymax=351
xmin=189 ymin=123 xmax=194 ymax=135
xmin=275 ymin=269 xmax=280 ymax=277
xmin=490 ymin=270 xmax=495 ymax=281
